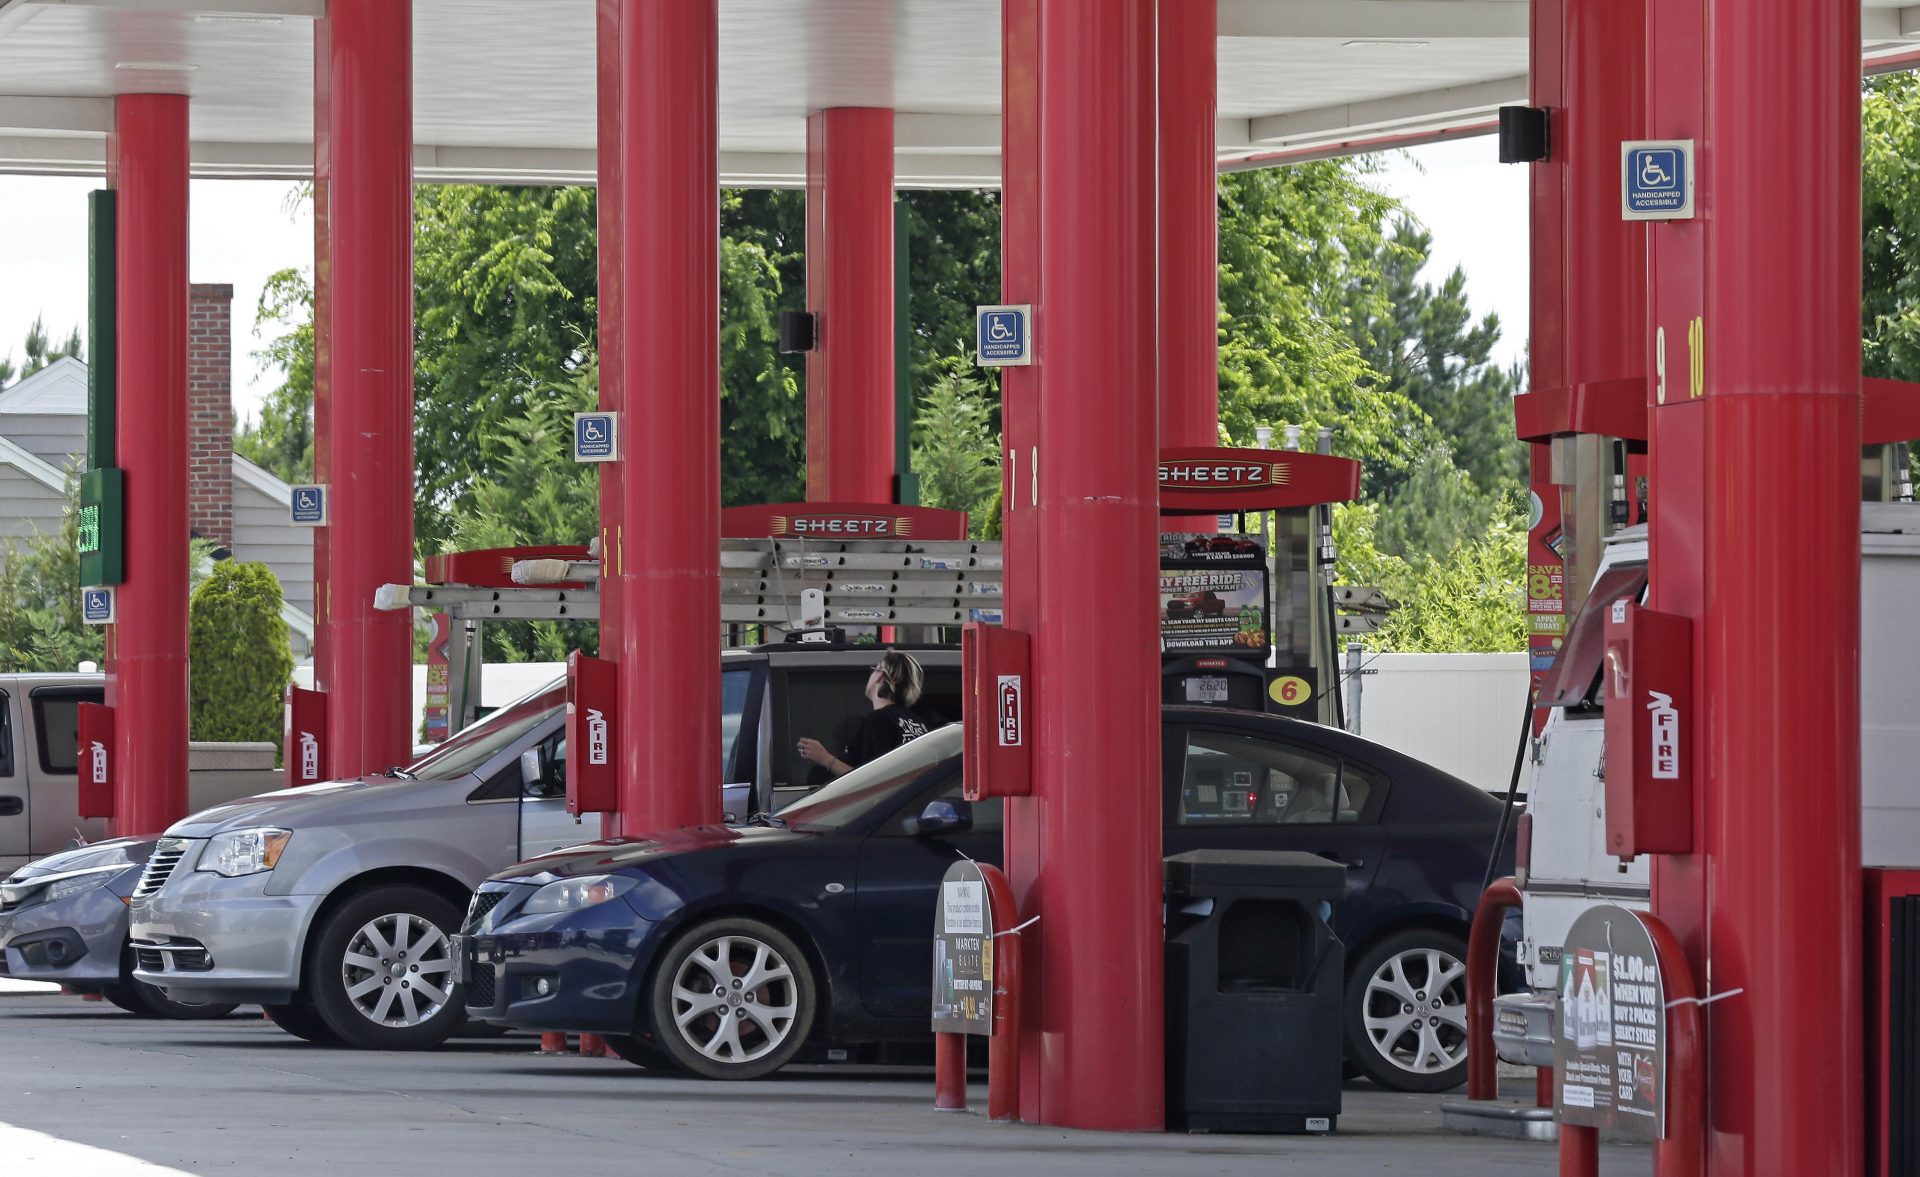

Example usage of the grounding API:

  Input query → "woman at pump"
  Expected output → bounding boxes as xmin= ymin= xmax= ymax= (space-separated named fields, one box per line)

xmin=798 ymin=649 xmax=934 ymax=780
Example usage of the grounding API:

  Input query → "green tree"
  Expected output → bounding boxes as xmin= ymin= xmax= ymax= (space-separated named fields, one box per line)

xmin=235 ymin=268 xmax=315 ymax=483
xmin=189 ymin=562 xmax=296 ymax=750
xmin=0 ymin=481 xmax=102 ymax=673
xmin=0 ymin=316 xmax=84 ymax=388
xmin=1864 ymin=72 xmax=1920 ymax=381
xmin=1335 ymin=499 xmax=1527 ymax=653
xmin=911 ymin=359 xmax=1001 ymax=537
xmin=1216 ymin=164 xmax=1434 ymax=483
xmin=1342 ymin=214 xmax=1525 ymax=497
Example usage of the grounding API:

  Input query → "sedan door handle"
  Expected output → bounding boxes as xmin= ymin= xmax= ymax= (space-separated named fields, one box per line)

xmin=1315 ymin=850 xmax=1364 ymax=869
xmin=0 ymin=796 xmax=21 ymax=817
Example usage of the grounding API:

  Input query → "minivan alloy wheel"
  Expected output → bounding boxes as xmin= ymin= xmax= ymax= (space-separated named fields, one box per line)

xmin=341 ymin=912 xmax=455 ymax=1028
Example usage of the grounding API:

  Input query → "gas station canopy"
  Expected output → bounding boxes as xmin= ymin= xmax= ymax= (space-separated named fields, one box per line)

xmin=0 ymin=0 xmax=1912 ymax=187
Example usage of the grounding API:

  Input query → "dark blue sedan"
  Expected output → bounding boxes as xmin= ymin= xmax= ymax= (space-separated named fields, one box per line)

xmin=461 ymin=708 xmax=1512 ymax=1091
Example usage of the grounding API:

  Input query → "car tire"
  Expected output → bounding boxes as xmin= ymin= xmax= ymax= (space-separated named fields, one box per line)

xmin=264 ymin=1000 xmax=343 ymax=1045
xmin=305 ymin=884 xmax=466 ymax=1050
xmin=1344 ymin=927 xmax=1472 ymax=1093
xmin=605 ymin=1032 xmax=681 ymax=1071
xmin=645 ymin=916 xmax=816 ymax=1080
xmin=112 ymin=948 xmax=240 ymax=1020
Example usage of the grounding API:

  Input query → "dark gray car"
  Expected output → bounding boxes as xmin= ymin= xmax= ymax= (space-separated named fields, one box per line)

xmin=0 ymin=837 xmax=237 ymax=1018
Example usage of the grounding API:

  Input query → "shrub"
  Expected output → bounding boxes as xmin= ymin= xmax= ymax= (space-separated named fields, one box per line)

xmin=189 ymin=561 xmax=296 ymax=752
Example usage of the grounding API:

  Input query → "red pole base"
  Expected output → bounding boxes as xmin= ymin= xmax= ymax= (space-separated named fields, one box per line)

xmin=934 ymin=1032 xmax=968 ymax=1111
xmin=578 ymin=1032 xmax=608 ymax=1058
xmin=539 ymin=1032 xmax=570 ymax=1054
xmin=1466 ymin=877 xmax=1524 ymax=1101
xmin=1560 ymin=1123 xmax=1599 ymax=1177
xmin=1536 ymin=1066 xmax=1554 ymax=1109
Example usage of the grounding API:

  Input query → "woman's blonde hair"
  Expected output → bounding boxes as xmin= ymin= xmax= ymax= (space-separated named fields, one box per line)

xmin=876 ymin=649 xmax=924 ymax=708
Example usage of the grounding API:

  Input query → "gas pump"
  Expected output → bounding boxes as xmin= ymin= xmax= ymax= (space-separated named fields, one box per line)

xmin=1155 ymin=442 xmax=1365 ymax=726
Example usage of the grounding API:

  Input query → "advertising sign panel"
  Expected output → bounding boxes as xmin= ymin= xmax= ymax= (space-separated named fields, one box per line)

xmin=1159 ymin=567 xmax=1268 ymax=655
xmin=931 ymin=859 xmax=995 ymax=1035
xmin=1555 ymin=905 xmax=1668 ymax=1138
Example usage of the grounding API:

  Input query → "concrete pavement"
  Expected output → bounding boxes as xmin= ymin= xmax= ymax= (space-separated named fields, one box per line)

xmin=0 ymin=993 xmax=1646 ymax=1176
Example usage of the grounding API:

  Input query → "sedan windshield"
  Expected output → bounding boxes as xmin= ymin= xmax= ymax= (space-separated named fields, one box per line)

xmin=405 ymin=679 xmax=566 ymax=781
xmin=778 ymin=724 xmax=963 ymax=832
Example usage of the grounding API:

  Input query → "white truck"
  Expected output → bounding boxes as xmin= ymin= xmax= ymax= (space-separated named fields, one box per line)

xmin=0 ymin=673 xmax=282 ymax=872
xmin=1491 ymin=503 xmax=1920 ymax=1063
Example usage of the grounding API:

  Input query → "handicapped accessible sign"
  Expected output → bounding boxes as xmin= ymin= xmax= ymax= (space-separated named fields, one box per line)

xmin=573 ymin=411 xmax=619 ymax=463
xmin=976 ymin=304 xmax=1032 ymax=367
xmin=81 ymin=586 xmax=115 ymax=626
xmin=1622 ymin=140 xmax=1695 ymax=221
xmin=289 ymin=484 xmax=328 ymax=526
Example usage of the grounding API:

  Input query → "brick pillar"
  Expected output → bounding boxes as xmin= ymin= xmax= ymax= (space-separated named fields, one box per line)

xmin=187 ymin=282 xmax=233 ymax=551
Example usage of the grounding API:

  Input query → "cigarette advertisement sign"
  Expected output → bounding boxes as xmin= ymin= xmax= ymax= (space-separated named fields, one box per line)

xmin=932 ymin=860 xmax=994 ymax=1035
xmin=1555 ymin=905 xmax=1667 ymax=1138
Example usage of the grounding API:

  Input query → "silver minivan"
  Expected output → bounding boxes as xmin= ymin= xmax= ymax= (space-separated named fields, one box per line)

xmin=129 ymin=645 xmax=961 ymax=1050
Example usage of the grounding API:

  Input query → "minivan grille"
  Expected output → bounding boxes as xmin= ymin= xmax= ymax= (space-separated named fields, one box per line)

xmin=466 ymin=963 xmax=496 ymax=1010
xmin=133 ymin=838 xmax=190 ymax=899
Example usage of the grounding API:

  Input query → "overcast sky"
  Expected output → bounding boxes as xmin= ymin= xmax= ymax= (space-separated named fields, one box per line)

xmin=0 ymin=135 xmax=1527 ymax=426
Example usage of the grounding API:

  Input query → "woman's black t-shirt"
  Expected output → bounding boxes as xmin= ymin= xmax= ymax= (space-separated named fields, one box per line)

xmin=843 ymin=703 xmax=933 ymax=770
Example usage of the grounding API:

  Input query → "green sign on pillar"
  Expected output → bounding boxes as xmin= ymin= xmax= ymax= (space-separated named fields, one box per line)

xmin=82 ymin=187 xmax=125 ymax=587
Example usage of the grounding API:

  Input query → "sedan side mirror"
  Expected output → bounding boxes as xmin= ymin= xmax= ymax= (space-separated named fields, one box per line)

xmin=909 ymin=798 xmax=972 ymax=836
xmin=520 ymin=748 xmax=559 ymax=797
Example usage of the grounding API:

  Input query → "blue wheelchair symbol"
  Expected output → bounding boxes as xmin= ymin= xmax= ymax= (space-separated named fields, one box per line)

xmin=1636 ymin=150 xmax=1678 ymax=191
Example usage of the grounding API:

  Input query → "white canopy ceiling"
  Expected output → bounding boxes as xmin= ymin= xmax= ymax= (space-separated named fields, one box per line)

xmin=0 ymin=0 xmax=1915 ymax=187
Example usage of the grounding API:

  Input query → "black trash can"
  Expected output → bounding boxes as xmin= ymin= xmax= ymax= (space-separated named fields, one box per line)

xmin=1165 ymin=849 xmax=1345 ymax=1134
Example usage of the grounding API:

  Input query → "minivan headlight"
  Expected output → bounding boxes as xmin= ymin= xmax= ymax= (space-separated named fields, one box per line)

xmin=196 ymin=829 xmax=292 ymax=878
xmin=520 ymin=875 xmax=636 ymax=915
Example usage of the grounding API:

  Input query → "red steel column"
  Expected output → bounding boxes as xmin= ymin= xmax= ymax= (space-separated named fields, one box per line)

xmin=112 ymin=94 xmax=190 ymax=835
xmin=804 ymin=107 xmax=895 ymax=504
xmin=594 ymin=0 xmax=624 ymax=837
xmin=1029 ymin=0 xmax=1161 ymax=1130
xmin=324 ymin=0 xmax=414 ymax=777
xmin=1700 ymin=0 xmax=1862 ymax=1171
xmin=311 ymin=13 xmax=333 ymax=712
xmin=998 ymin=0 xmax=1046 ymax=1122
xmin=613 ymin=0 xmax=721 ymax=833
xmin=1156 ymin=0 xmax=1216 ymax=452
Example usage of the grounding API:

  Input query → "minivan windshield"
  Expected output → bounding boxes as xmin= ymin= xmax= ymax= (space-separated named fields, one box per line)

xmin=778 ymin=724 xmax=963 ymax=832
xmin=405 ymin=679 xmax=566 ymax=781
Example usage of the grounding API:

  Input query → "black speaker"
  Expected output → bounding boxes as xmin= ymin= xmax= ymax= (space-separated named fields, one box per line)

xmin=1498 ymin=105 xmax=1550 ymax=164
xmin=777 ymin=309 xmax=817 ymax=354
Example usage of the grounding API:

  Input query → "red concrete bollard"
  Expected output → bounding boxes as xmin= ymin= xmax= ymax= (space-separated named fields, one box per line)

xmin=934 ymin=1032 xmax=968 ymax=1110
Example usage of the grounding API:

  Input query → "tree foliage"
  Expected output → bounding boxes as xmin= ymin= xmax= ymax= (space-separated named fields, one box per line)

xmin=189 ymin=561 xmax=296 ymax=749
xmin=0 ymin=316 xmax=84 ymax=389
xmin=0 ymin=475 xmax=102 ymax=673
xmin=911 ymin=359 xmax=1001 ymax=537
xmin=1864 ymin=73 xmax=1920 ymax=381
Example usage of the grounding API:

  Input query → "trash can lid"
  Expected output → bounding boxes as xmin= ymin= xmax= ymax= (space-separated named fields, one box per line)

xmin=1163 ymin=849 xmax=1347 ymax=900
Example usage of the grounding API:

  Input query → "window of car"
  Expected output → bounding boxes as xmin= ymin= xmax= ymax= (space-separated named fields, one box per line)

xmin=412 ymin=680 xmax=565 ymax=782
xmin=30 ymin=687 xmax=100 ymax=776
xmin=880 ymin=771 xmax=1003 ymax=837
xmin=721 ymin=665 xmax=755 ymax=783
xmin=0 ymin=692 xmax=12 ymax=778
xmin=780 ymin=724 xmax=964 ymax=832
xmin=1177 ymin=729 xmax=1376 ymax=826
xmin=774 ymin=662 xmax=962 ymax=787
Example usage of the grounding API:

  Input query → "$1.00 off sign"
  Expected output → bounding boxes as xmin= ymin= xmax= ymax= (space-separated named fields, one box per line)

xmin=1555 ymin=904 xmax=1668 ymax=1138
xmin=931 ymin=860 xmax=994 ymax=1035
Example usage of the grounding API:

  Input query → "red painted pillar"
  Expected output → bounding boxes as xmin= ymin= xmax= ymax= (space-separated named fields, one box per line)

xmin=594 ymin=0 xmax=624 ymax=838
xmin=1029 ymin=0 xmax=1161 ymax=1130
xmin=1156 ymin=0 xmax=1216 ymax=453
xmin=612 ymin=0 xmax=721 ymax=834
xmin=1561 ymin=0 xmax=1644 ymax=398
xmin=1698 ymin=0 xmax=1862 ymax=1171
xmin=997 ymin=0 xmax=1046 ymax=1122
xmin=804 ymin=107 xmax=895 ymax=504
xmin=111 ymin=93 xmax=190 ymax=836
xmin=310 ymin=13 xmax=333 ymax=717
xmin=324 ymin=0 xmax=414 ymax=778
